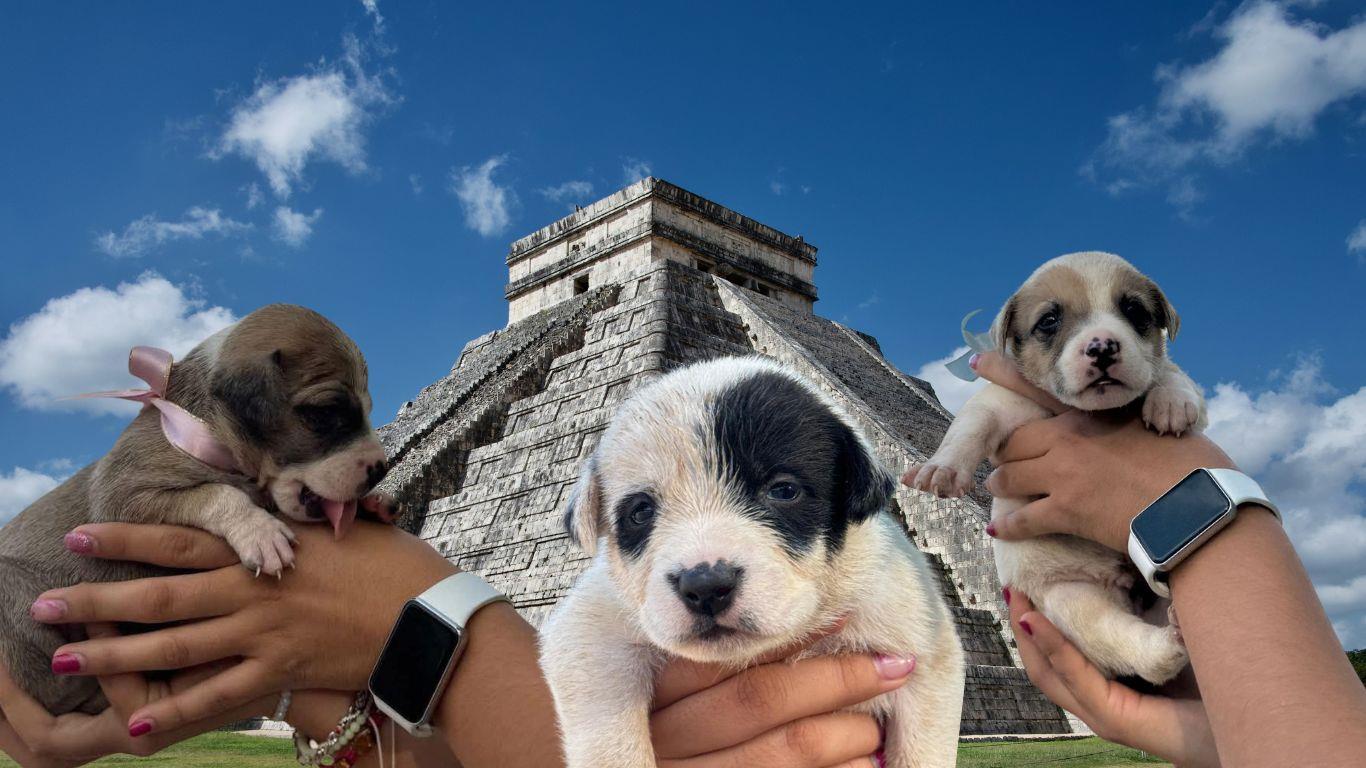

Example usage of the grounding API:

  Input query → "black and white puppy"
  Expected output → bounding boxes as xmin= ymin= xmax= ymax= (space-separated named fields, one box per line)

xmin=0 ymin=304 xmax=388 ymax=714
xmin=540 ymin=356 xmax=965 ymax=768
xmin=908 ymin=251 xmax=1201 ymax=684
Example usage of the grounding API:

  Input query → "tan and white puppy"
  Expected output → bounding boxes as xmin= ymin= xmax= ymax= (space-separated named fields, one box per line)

xmin=0 ymin=304 xmax=388 ymax=714
xmin=540 ymin=356 xmax=964 ymax=768
xmin=908 ymin=251 xmax=1202 ymax=684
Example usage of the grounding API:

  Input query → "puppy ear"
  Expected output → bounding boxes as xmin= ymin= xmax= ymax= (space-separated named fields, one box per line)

xmin=990 ymin=295 xmax=1019 ymax=355
xmin=1148 ymin=281 xmax=1180 ymax=341
xmin=836 ymin=427 xmax=895 ymax=524
xmin=563 ymin=456 xmax=603 ymax=556
xmin=211 ymin=350 xmax=287 ymax=441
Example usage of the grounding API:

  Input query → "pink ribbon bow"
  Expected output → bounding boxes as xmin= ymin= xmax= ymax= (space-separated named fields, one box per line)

xmin=70 ymin=346 xmax=240 ymax=473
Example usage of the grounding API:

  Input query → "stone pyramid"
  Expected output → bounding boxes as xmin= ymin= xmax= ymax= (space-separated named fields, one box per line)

xmin=377 ymin=178 xmax=1070 ymax=735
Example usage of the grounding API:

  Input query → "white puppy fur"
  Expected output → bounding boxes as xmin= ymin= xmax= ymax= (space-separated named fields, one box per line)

xmin=909 ymin=252 xmax=1202 ymax=684
xmin=540 ymin=356 xmax=965 ymax=767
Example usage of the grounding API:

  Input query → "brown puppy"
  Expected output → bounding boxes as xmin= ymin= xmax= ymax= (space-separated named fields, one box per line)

xmin=0 ymin=304 xmax=387 ymax=714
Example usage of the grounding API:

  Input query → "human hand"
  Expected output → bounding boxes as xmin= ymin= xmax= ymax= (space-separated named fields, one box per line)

xmin=649 ymin=622 xmax=911 ymax=768
xmin=0 ymin=624 xmax=273 ymax=766
xmin=1006 ymin=587 xmax=1219 ymax=767
xmin=970 ymin=351 xmax=1067 ymax=415
xmin=982 ymin=410 xmax=1235 ymax=552
xmin=28 ymin=521 xmax=455 ymax=740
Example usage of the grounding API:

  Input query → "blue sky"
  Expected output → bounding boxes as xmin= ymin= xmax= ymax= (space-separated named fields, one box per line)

xmin=2 ymin=1 xmax=1364 ymax=643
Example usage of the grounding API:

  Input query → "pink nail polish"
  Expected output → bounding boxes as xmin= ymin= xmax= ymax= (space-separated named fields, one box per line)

xmin=874 ymin=748 xmax=887 ymax=768
xmin=874 ymin=653 xmax=916 ymax=680
xmin=968 ymin=353 xmax=980 ymax=371
xmin=51 ymin=653 xmax=81 ymax=674
xmin=1002 ymin=587 xmax=1011 ymax=606
xmin=1019 ymin=619 xmax=1034 ymax=637
xmin=64 ymin=531 xmax=95 ymax=554
xmin=985 ymin=523 xmax=997 ymax=538
xmin=128 ymin=719 xmax=154 ymax=738
xmin=29 ymin=599 xmax=66 ymax=622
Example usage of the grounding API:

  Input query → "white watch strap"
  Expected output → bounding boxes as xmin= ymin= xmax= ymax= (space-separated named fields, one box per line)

xmin=415 ymin=571 xmax=509 ymax=626
xmin=1129 ymin=468 xmax=1279 ymax=598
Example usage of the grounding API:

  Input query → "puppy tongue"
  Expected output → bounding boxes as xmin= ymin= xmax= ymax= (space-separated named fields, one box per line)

xmin=321 ymin=498 xmax=358 ymax=540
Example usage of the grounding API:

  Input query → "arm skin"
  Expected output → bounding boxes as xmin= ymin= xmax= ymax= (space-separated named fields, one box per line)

xmin=973 ymin=350 xmax=1366 ymax=768
xmin=4 ymin=523 xmax=890 ymax=768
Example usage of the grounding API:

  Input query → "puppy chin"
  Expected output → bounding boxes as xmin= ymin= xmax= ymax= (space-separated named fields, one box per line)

xmin=1058 ymin=381 xmax=1142 ymax=411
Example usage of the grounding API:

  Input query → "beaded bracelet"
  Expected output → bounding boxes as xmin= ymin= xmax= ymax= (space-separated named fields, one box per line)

xmin=293 ymin=691 xmax=387 ymax=768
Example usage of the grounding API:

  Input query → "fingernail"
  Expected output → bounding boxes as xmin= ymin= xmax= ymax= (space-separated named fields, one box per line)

xmin=1002 ymin=587 xmax=1011 ymax=606
xmin=29 ymin=599 xmax=66 ymax=622
xmin=1019 ymin=619 xmax=1034 ymax=637
xmin=985 ymin=522 xmax=997 ymax=538
xmin=64 ymin=531 xmax=95 ymax=554
xmin=128 ymin=719 xmax=154 ymax=738
xmin=51 ymin=653 xmax=82 ymax=674
xmin=874 ymin=653 xmax=916 ymax=680
xmin=968 ymin=353 xmax=981 ymax=371
xmin=873 ymin=748 xmax=887 ymax=768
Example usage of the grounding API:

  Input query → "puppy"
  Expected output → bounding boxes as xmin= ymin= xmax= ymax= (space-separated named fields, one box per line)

xmin=0 ymin=304 xmax=388 ymax=714
xmin=908 ymin=252 xmax=1202 ymax=684
xmin=540 ymin=356 xmax=965 ymax=768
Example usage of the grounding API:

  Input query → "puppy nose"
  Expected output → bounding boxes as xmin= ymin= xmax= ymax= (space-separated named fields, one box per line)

xmin=363 ymin=460 xmax=388 ymax=492
xmin=673 ymin=561 xmax=742 ymax=617
xmin=1084 ymin=337 xmax=1121 ymax=369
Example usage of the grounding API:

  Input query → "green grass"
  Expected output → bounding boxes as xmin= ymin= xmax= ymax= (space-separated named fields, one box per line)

xmin=959 ymin=736 xmax=1172 ymax=768
xmin=0 ymin=733 xmax=1170 ymax=767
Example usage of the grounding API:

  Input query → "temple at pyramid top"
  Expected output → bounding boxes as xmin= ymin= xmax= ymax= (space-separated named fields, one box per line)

xmin=505 ymin=177 xmax=819 ymax=323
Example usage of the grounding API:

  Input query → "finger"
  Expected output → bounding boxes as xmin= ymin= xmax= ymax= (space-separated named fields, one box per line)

xmin=661 ymin=712 xmax=880 ymax=768
xmin=995 ymin=418 xmax=1064 ymax=464
xmin=33 ymin=568 xmax=248 ymax=625
xmin=0 ymin=661 xmax=122 ymax=763
xmin=653 ymin=616 xmax=848 ymax=709
xmin=54 ymin=617 xmax=245 ymax=677
xmin=651 ymin=652 xmax=912 ymax=759
xmin=1017 ymin=609 xmax=1124 ymax=731
xmin=824 ymin=758 xmax=881 ymax=768
xmin=973 ymin=352 xmax=1068 ymax=415
xmin=988 ymin=498 xmax=1061 ymax=541
xmin=0 ymin=714 xmax=81 ymax=768
xmin=126 ymin=661 xmax=276 ymax=738
xmin=65 ymin=523 xmax=238 ymax=569
xmin=1005 ymin=590 xmax=1086 ymax=719
xmin=984 ymin=459 xmax=1049 ymax=499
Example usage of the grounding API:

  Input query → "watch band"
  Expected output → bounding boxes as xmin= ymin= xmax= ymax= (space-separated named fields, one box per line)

xmin=1128 ymin=468 xmax=1278 ymax=599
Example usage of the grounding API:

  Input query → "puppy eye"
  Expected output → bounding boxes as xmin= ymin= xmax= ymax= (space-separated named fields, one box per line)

xmin=1119 ymin=296 xmax=1152 ymax=333
xmin=296 ymin=402 xmax=354 ymax=435
xmin=626 ymin=496 xmax=656 ymax=526
xmin=1033 ymin=311 xmax=1061 ymax=335
xmin=766 ymin=481 xmax=801 ymax=502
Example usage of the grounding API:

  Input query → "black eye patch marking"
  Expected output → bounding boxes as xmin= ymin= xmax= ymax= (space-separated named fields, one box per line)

xmin=1118 ymin=294 xmax=1153 ymax=335
xmin=712 ymin=371 xmax=858 ymax=556
xmin=1032 ymin=305 xmax=1062 ymax=342
xmin=294 ymin=392 xmax=366 ymax=448
xmin=614 ymin=491 xmax=658 ymax=559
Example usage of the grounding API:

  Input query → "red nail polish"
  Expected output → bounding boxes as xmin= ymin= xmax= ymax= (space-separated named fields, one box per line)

xmin=1002 ymin=587 xmax=1011 ymax=606
xmin=51 ymin=654 xmax=81 ymax=674
xmin=968 ymin=353 xmax=981 ymax=371
xmin=1019 ymin=619 xmax=1033 ymax=637
xmin=874 ymin=748 xmax=887 ymax=768
xmin=128 ymin=719 xmax=153 ymax=738
xmin=985 ymin=523 xmax=997 ymax=538
xmin=64 ymin=531 xmax=95 ymax=554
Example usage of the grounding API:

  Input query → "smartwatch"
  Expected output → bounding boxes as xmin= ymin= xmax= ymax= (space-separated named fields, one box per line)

xmin=368 ymin=572 xmax=509 ymax=736
xmin=1127 ymin=468 xmax=1279 ymax=598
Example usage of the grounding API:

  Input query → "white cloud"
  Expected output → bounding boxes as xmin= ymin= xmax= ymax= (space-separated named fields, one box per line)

xmin=622 ymin=158 xmax=653 ymax=184
xmin=242 ymin=182 xmax=263 ymax=210
xmin=0 ymin=273 xmax=237 ymax=415
xmin=95 ymin=207 xmax=250 ymax=258
xmin=1348 ymin=220 xmax=1366 ymax=258
xmin=770 ymin=180 xmax=788 ymax=195
xmin=1204 ymin=357 xmax=1366 ymax=647
xmin=216 ymin=36 xmax=394 ymax=198
xmin=0 ymin=466 xmax=68 ymax=525
xmin=538 ymin=180 xmax=594 ymax=208
xmin=409 ymin=173 xmax=423 ymax=196
xmin=360 ymin=0 xmax=382 ymax=25
xmin=272 ymin=206 xmax=323 ymax=248
xmin=451 ymin=154 xmax=516 ymax=237
xmin=1087 ymin=2 xmax=1366 ymax=208
xmin=913 ymin=345 xmax=987 ymax=415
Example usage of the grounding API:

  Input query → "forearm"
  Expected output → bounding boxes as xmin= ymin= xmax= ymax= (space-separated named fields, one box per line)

xmin=1171 ymin=505 xmax=1366 ymax=767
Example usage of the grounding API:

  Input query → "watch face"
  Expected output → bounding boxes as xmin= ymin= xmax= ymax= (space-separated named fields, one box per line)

xmin=1134 ymin=469 xmax=1235 ymax=564
xmin=369 ymin=600 xmax=463 ymax=725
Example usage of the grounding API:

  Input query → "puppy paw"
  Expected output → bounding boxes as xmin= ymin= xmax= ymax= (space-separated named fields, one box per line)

xmin=1135 ymin=626 xmax=1189 ymax=684
xmin=904 ymin=461 xmax=973 ymax=498
xmin=1142 ymin=386 xmax=1203 ymax=436
xmin=225 ymin=515 xmax=297 ymax=577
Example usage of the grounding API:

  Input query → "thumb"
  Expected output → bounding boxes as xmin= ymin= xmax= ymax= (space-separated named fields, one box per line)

xmin=987 ymin=498 xmax=1058 ymax=540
